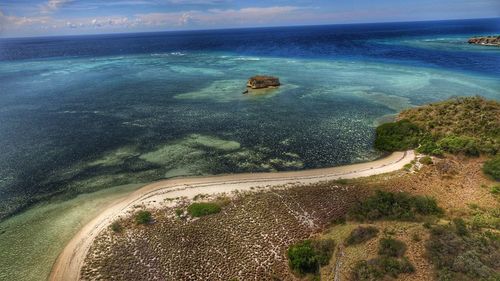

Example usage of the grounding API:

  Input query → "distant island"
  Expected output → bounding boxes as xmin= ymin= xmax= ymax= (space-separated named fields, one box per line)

xmin=468 ymin=36 xmax=500 ymax=46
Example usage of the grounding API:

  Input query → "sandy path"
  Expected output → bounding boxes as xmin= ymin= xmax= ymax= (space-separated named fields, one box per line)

xmin=49 ymin=150 xmax=414 ymax=281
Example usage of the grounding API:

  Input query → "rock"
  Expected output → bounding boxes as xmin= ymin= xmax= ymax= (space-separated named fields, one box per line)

xmin=467 ymin=36 xmax=500 ymax=46
xmin=246 ymin=76 xmax=280 ymax=89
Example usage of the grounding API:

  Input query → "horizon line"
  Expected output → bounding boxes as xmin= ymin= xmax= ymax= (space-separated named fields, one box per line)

xmin=1 ymin=16 xmax=499 ymax=40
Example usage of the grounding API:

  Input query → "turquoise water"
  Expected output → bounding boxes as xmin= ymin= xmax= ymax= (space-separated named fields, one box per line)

xmin=0 ymin=19 xmax=499 ymax=281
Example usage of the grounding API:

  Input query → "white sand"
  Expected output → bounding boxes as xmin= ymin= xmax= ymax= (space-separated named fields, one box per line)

xmin=50 ymin=150 xmax=414 ymax=281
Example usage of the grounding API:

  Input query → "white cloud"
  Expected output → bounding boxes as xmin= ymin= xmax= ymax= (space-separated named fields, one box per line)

xmin=135 ymin=6 xmax=302 ymax=27
xmin=41 ymin=0 xmax=73 ymax=13
xmin=0 ymin=6 xmax=312 ymax=36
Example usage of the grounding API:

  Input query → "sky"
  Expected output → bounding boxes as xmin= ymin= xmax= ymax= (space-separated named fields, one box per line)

xmin=0 ymin=0 xmax=499 ymax=37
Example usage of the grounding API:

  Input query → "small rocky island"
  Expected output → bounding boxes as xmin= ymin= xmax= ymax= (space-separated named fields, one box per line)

xmin=467 ymin=36 xmax=500 ymax=46
xmin=246 ymin=76 xmax=281 ymax=89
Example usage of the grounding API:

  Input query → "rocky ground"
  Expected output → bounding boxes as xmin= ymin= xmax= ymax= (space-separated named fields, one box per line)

xmin=468 ymin=36 xmax=500 ymax=46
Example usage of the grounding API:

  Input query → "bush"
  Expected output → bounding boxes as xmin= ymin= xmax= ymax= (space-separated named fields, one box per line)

xmin=349 ymin=191 xmax=442 ymax=221
xmin=419 ymin=156 xmax=433 ymax=165
xmin=403 ymin=163 xmax=412 ymax=171
xmin=378 ymin=256 xmax=414 ymax=277
xmin=378 ymin=238 xmax=407 ymax=257
xmin=346 ymin=226 xmax=379 ymax=245
xmin=453 ymin=218 xmax=468 ymax=236
xmin=287 ymin=239 xmax=335 ymax=275
xmin=352 ymin=257 xmax=414 ymax=280
xmin=110 ymin=221 xmax=123 ymax=233
xmin=491 ymin=185 xmax=500 ymax=195
xmin=175 ymin=208 xmax=183 ymax=217
xmin=135 ymin=210 xmax=152 ymax=225
xmin=187 ymin=202 xmax=221 ymax=217
xmin=352 ymin=260 xmax=383 ymax=281
xmin=426 ymin=223 xmax=500 ymax=281
xmin=437 ymin=136 xmax=480 ymax=157
xmin=287 ymin=240 xmax=318 ymax=275
xmin=311 ymin=239 xmax=336 ymax=266
xmin=374 ymin=120 xmax=421 ymax=151
xmin=483 ymin=155 xmax=500 ymax=181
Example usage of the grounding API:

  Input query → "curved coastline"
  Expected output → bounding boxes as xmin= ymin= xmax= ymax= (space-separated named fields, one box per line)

xmin=49 ymin=150 xmax=415 ymax=281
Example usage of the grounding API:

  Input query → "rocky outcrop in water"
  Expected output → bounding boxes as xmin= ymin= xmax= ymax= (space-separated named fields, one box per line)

xmin=467 ymin=36 xmax=500 ymax=46
xmin=246 ymin=76 xmax=280 ymax=89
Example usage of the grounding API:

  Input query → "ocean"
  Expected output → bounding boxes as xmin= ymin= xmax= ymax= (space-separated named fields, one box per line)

xmin=0 ymin=18 xmax=499 ymax=281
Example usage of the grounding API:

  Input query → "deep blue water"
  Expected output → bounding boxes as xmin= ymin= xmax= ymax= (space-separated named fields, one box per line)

xmin=1 ymin=18 xmax=500 ymax=75
xmin=0 ymin=18 xmax=499 ymax=221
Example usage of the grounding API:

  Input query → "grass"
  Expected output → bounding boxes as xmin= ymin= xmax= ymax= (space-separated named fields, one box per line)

xmin=135 ymin=210 xmax=152 ymax=225
xmin=349 ymin=190 xmax=442 ymax=221
xmin=187 ymin=202 xmax=221 ymax=217
xmin=346 ymin=226 xmax=379 ymax=245
xmin=287 ymin=239 xmax=335 ymax=275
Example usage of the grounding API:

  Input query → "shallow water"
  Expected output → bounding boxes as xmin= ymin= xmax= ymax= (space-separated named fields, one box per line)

xmin=0 ymin=183 xmax=142 ymax=281
xmin=0 ymin=19 xmax=499 ymax=281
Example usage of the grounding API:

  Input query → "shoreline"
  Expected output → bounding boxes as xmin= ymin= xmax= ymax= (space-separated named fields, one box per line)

xmin=49 ymin=150 xmax=415 ymax=281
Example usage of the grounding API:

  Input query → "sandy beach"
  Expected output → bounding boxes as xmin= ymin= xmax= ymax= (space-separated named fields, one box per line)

xmin=50 ymin=150 xmax=414 ymax=281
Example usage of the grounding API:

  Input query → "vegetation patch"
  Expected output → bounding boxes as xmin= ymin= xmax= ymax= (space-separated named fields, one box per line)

xmin=352 ymin=238 xmax=414 ymax=280
xmin=374 ymin=120 xmax=421 ymax=151
xmin=378 ymin=237 xmax=407 ymax=257
xmin=483 ymin=155 xmax=500 ymax=181
xmin=110 ymin=221 xmax=123 ymax=233
xmin=419 ymin=156 xmax=433 ymax=165
xmin=349 ymin=190 xmax=442 ymax=221
xmin=346 ymin=226 xmax=379 ymax=245
xmin=187 ymin=202 xmax=221 ymax=217
xmin=490 ymin=185 xmax=500 ymax=196
xmin=375 ymin=97 xmax=499 ymax=156
xmin=287 ymin=239 xmax=335 ymax=276
xmin=135 ymin=210 xmax=152 ymax=225
xmin=426 ymin=220 xmax=500 ymax=281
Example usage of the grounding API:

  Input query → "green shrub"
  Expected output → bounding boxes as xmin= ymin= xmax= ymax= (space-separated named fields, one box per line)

xmin=110 ymin=221 xmax=123 ymax=233
xmin=175 ymin=208 xmax=183 ymax=217
xmin=349 ymin=191 xmax=442 ymax=221
xmin=352 ymin=257 xmax=414 ymax=280
xmin=374 ymin=120 xmax=421 ymax=151
xmin=403 ymin=163 xmax=412 ymax=171
xmin=346 ymin=226 xmax=379 ymax=245
xmin=187 ymin=202 xmax=221 ymax=217
xmin=287 ymin=240 xmax=318 ymax=275
xmin=310 ymin=239 xmax=336 ymax=266
xmin=287 ymin=239 xmax=335 ymax=275
xmin=378 ymin=238 xmax=407 ymax=257
xmin=378 ymin=256 xmax=415 ymax=277
xmin=491 ymin=185 xmax=500 ymax=195
xmin=135 ymin=210 xmax=152 ymax=225
xmin=437 ymin=136 xmax=480 ymax=157
xmin=483 ymin=155 xmax=500 ymax=181
xmin=352 ymin=260 xmax=383 ymax=281
xmin=453 ymin=218 xmax=468 ymax=236
xmin=419 ymin=156 xmax=433 ymax=165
